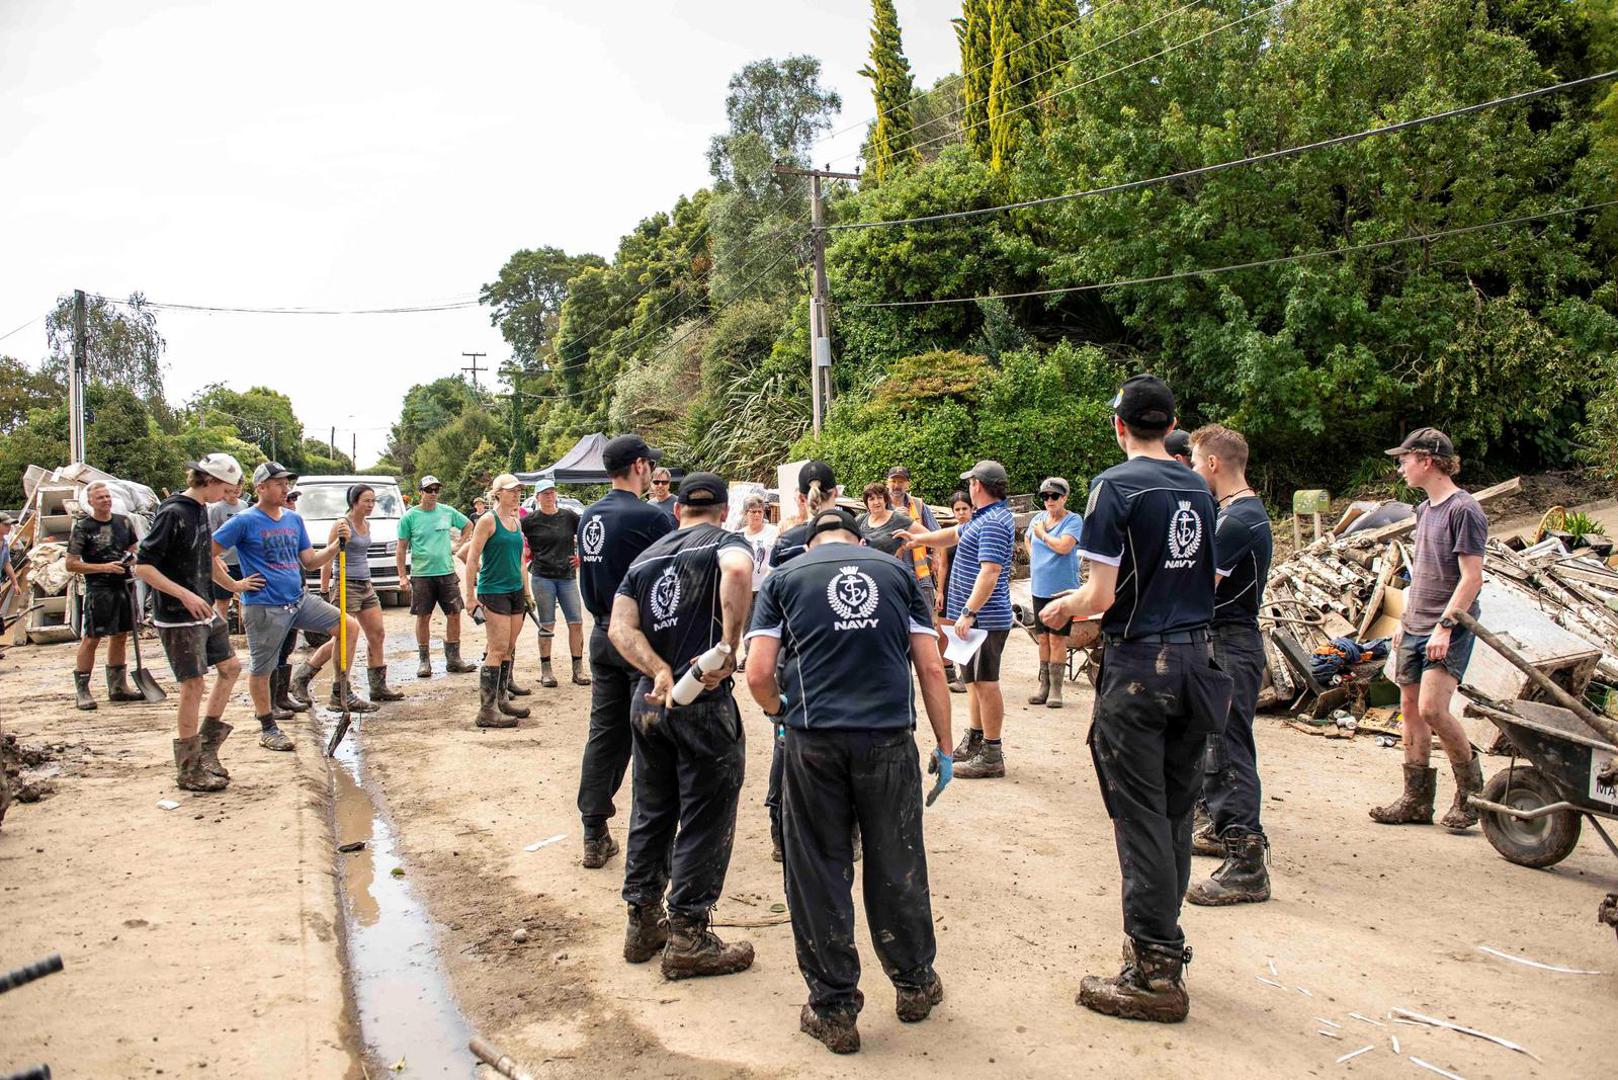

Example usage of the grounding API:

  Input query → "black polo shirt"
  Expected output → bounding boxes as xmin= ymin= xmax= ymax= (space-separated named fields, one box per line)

xmin=746 ymin=541 xmax=936 ymax=732
xmin=578 ymin=489 xmax=675 ymax=624
xmin=136 ymin=493 xmax=214 ymax=626
xmin=69 ymin=512 xmax=137 ymax=593
xmin=616 ymin=523 xmax=751 ymax=703
xmin=1080 ymin=456 xmax=1217 ymax=639
xmin=521 ymin=506 xmax=580 ymax=579
xmin=769 ymin=522 xmax=813 ymax=569
xmin=1212 ymin=494 xmax=1273 ymax=629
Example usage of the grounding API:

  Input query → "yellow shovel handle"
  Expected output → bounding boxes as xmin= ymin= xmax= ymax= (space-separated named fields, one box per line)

xmin=337 ymin=539 xmax=347 ymax=676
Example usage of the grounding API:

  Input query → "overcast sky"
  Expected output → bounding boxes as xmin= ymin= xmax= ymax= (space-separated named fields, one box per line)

xmin=0 ymin=0 xmax=960 ymax=467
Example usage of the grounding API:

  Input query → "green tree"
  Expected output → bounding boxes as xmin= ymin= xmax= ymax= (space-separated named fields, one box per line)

xmin=987 ymin=0 xmax=1041 ymax=171
xmin=706 ymin=56 xmax=844 ymax=182
xmin=0 ymin=405 xmax=68 ymax=506
xmin=297 ymin=437 xmax=354 ymax=474
xmin=0 ymin=356 xmax=63 ymax=435
xmin=956 ymin=0 xmax=994 ymax=159
xmin=187 ymin=384 xmax=304 ymax=465
xmin=384 ymin=376 xmax=482 ymax=478
xmin=44 ymin=292 xmax=166 ymax=408
xmin=414 ymin=409 xmax=503 ymax=509
xmin=479 ymin=246 xmax=606 ymax=369
xmin=861 ymin=0 xmax=922 ymax=182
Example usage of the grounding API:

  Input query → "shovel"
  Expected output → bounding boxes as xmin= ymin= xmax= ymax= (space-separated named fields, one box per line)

xmin=326 ymin=538 xmax=353 ymax=756
xmin=126 ymin=577 xmax=167 ymax=702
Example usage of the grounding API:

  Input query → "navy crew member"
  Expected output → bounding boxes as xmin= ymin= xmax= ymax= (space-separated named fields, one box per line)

xmin=746 ymin=507 xmax=954 ymax=1055
xmin=575 ymin=434 xmax=677 ymax=868
xmin=1039 ymin=375 xmax=1230 ymax=1023
xmin=1186 ymin=425 xmax=1273 ymax=906
xmin=609 ymin=472 xmax=755 ymax=980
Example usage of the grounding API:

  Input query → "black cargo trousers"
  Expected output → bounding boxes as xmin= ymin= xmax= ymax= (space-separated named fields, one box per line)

xmin=1204 ymin=623 xmax=1267 ymax=837
xmin=1090 ymin=634 xmax=1233 ymax=951
xmin=621 ymin=683 xmax=747 ymax=919
xmin=578 ymin=622 xmax=639 ymax=838
xmin=781 ymin=726 xmax=938 ymax=1017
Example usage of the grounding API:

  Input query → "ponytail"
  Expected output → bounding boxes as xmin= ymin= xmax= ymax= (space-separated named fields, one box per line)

xmin=806 ymin=479 xmax=834 ymax=514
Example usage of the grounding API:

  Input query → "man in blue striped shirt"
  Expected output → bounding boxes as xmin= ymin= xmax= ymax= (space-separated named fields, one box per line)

xmin=898 ymin=460 xmax=1016 ymax=779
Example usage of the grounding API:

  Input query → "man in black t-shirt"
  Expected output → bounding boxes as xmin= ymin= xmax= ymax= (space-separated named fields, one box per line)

xmin=521 ymin=479 xmax=587 ymax=689
xmin=65 ymin=481 xmax=141 ymax=710
xmin=1186 ymin=425 xmax=1273 ymax=907
xmin=134 ymin=454 xmax=260 ymax=793
xmin=647 ymin=466 xmax=678 ymax=521
xmin=1039 ymin=376 xmax=1229 ymax=1024
xmin=609 ymin=472 xmax=755 ymax=980
xmin=746 ymin=507 xmax=953 ymax=1054
xmin=574 ymin=435 xmax=676 ymax=869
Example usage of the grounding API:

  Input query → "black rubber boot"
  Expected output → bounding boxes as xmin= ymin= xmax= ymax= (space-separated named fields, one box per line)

xmin=106 ymin=665 xmax=144 ymax=702
xmin=289 ymin=662 xmax=319 ymax=709
xmin=368 ymin=666 xmax=404 ymax=702
xmin=264 ymin=668 xmax=293 ymax=720
xmin=1440 ymin=751 xmax=1485 ymax=830
xmin=950 ymin=727 xmax=983 ymax=763
xmin=539 ymin=658 xmax=558 ymax=689
xmin=475 ymin=666 xmax=514 ymax=728
xmin=1077 ymin=939 xmax=1191 ymax=1023
xmin=416 ymin=644 xmax=432 ymax=679
xmin=443 ymin=640 xmax=476 ymax=674
xmin=661 ymin=912 xmax=754 ymax=980
xmin=199 ymin=717 xmax=233 ymax=780
xmin=74 ymin=671 xmax=98 ymax=711
xmin=497 ymin=661 xmax=530 ymax=719
xmin=277 ymin=665 xmax=310 ymax=712
xmin=571 ymin=655 xmax=590 ymax=686
xmin=623 ymin=903 xmax=669 ymax=963
xmin=1369 ymin=763 xmax=1438 ymax=825
xmin=174 ymin=735 xmax=228 ymax=792
xmin=1187 ymin=830 xmax=1270 ymax=906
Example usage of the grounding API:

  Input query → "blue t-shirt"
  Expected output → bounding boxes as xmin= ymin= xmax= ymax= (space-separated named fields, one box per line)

xmin=1030 ymin=509 xmax=1083 ymax=596
xmin=212 ymin=506 xmax=311 ymax=606
xmin=945 ymin=500 xmax=1015 ymax=630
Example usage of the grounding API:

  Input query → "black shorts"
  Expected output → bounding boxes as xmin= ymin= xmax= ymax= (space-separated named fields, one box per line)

xmin=210 ymin=563 xmax=244 ymax=602
xmin=157 ymin=617 xmax=234 ymax=682
xmin=409 ymin=573 xmax=465 ymax=616
xmin=478 ymin=589 xmax=527 ymax=616
xmin=80 ymin=584 xmax=134 ymax=638
xmin=1032 ymin=595 xmax=1073 ymax=636
xmin=961 ymin=628 xmax=1010 ymax=684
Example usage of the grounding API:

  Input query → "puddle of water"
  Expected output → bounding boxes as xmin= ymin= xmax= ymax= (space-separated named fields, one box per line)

xmin=325 ymin=711 xmax=476 ymax=1077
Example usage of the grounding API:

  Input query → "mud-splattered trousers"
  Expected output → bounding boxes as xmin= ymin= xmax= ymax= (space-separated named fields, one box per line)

xmin=1090 ymin=635 xmax=1232 ymax=951
xmin=765 ymin=724 xmax=785 ymax=848
xmin=781 ymin=726 xmax=938 ymax=1016
xmin=1203 ymin=623 xmax=1266 ymax=837
xmin=578 ymin=623 xmax=638 ymax=837
xmin=621 ymin=684 xmax=747 ymax=920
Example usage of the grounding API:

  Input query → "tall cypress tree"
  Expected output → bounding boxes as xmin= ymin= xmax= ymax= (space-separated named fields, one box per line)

xmin=987 ymin=0 xmax=1041 ymax=170
xmin=958 ymin=0 xmax=993 ymax=160
xmin=860 ymin=0 xmax=921 ymax=182
xmin=1032 ymin=0 xmax=1076 ymax=97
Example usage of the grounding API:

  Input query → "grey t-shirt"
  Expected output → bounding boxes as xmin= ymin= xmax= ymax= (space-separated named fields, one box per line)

xmin=1403 ymin=490 xmax=1487 ymax=634
xmin=208 ymin=499 xmax=247 ymax=565
xmin=856 ymin=510 xmax=914 ymax=558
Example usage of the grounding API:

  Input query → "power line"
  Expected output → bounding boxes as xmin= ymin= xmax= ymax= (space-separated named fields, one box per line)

xmin=94 ymin=295 xmax=482 ymax=315
xmin=839 ymin=199 xmax=1618 ymax=309
xmin=0 ymin=312 xmax=46 ymax=346
xmin=830 ymin=70 xmax=1618 ymax=232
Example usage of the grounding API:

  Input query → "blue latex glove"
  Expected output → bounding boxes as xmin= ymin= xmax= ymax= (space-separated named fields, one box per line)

xmin=926 ymin=746 xmax=952 ymax=806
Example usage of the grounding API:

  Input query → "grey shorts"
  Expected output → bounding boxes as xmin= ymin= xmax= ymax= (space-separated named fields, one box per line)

xmin=1394 ymin=627 xmax=1476 ymax=687
xmin=918 ymin=579 xmax=937 ymax=616
xmin=409 ymin=573 xmax=464 ymax=616
xmin=243 ymin=593 xmax=341 ymax=676
xmin=157 ymin=617 xmax=234 ymax=682
xmin=334 ymin=578 xmax=381 ymax=614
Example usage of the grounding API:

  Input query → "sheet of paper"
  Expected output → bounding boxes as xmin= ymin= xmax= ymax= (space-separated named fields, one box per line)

xmin=943 ymin=626 xmax=989 ymax=666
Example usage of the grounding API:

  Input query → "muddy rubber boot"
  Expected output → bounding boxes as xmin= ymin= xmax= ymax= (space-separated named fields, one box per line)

xmin=1440 ymin=752 xmax=1485 ymax=831
xmin=1187 ymin=830 xmax=1270 ymax=906
xmin=198 ymin=717 xmax=233 ymax=781
xmin=259 ymin=715 xmax=295 ymax=752
xmin=276 ymin=665 xmax=310 ymax=712
xmin=1191 ymin=803 xmax=1222 ymax=856
xmin=1028 ymin=663 xmax=1050 ymax=705
xmin=106 ymin=665 xmax=144 ymax=702
xmin=289 ymin=662 xmax=320 ymax=708
xmin=623 ymin=903 xmax=670 ymax=963
xmin=416 ymin=644 xmax=433 ymax=679
xmin=950 ymin=727 xmax=983 ymax=763
xmin=1368 ymin=763 xmax=1437 ymax=825
xmin=74 ymin=671 xmax=98 ymax=711
xmin=581 ymin=831 xmax=619 ymax=868
xmin=539 ymin=658 xmax=559 ymax=689
xmin=506 ymin=662 xmax=532 ymax=696
xmin=895 ymin=973 xmax=944 ymax=1022
xmin=661 ymin=912 xmax=755 ymax=980
xmin=474 ymin=667 xmax=514 ymax=728
xmin=800 ymin=1002 xmax=861 ymax=1054
xmin=263 ymin=669 xmax=293 ymax=721
xmin=1046 ymin=662 xmax=1065 ymax=708
xmin=174 ymin=735 xmax=228 ymax=793
xmin=497 ymin=662 xmax=530 ymax=719
xmin=329 ymin=672 xmax=378 ymax=713
xmin=1077 ymin=939 xmax=1191 ymax=1023
xmin=368 ymin=666 xmax=404 ymax=702
xmin=443 ymin=640 xmax=476 ymax=674
xmin=571 ymin=655 xmax=591 ymax=686
xmin=954 ymin=742 xmax=1005 ymax=779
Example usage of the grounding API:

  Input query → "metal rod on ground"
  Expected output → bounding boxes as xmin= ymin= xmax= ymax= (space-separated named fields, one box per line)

xmin=469 ymin=1036 xmax=535 ymax=1080
xmin=1454 ymin=610 xmax=1618 ymax=747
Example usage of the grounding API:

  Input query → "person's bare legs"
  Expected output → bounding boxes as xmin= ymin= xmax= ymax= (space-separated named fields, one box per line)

xmin=567 ymin=620 xmax=583 ymax=659
xmin=1415 ymin=668 xmax=1472 ymax=766
xmin=484 ymin=613 xmax=514 ymax=666
xmin=445 ymin=610 xmax=463 ymax=646
xmin=106 ymin=633 xmax=128 ymax=668
xmin=75 ymin=634 xmax=101 ymax=674
xmin=972 ymin=682 xmax=1004 ymax=740
xmin=207 ymin=656 xmax=241 ymax=718
xmin=308 ymin=615 xmax=361 ymax=671
xmin=175 ymin=677 xmax=206 ymax=740
xmin=1398 ymin=682 xmax=1427 ymax=765
xmin=415 ymin=612 xmax=432 ymax=648
xmin=359 ymin=607 xmax=386 ymax=668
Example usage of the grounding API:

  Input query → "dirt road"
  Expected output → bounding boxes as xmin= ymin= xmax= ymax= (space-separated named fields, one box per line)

xmin=3 ymin=608 xmax=1614 ymax=1079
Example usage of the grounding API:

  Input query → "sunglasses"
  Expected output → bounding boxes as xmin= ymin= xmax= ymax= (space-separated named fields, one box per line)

xmin=652 ymin=479 xmax=670 ymax=485
xmin=1041 ymin=492 xmax=1064 ymax=500
xmin=423 ymin=487 xmax=442 ymax=494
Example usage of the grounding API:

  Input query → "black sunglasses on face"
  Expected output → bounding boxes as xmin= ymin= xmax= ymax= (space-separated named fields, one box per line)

xmin=1041 ymin=492 xmax=1063 ymax=500
xmin=653 ymin=479 xmax=670 ymax=485
xmin=423 ymin=487 xmax=442 ymax=494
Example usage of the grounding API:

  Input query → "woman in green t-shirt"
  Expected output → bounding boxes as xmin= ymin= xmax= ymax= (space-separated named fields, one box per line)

xmin=463 ymin=474 xmax=531 ymax=728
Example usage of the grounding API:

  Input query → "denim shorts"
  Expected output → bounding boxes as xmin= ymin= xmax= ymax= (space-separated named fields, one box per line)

xmin=243 ymin=593 xmax=341 ymax=675
xmin=1393 ymin=626 xmax=1476 ymax=687
xmin=530 ymin=573 xmax=583 ymax=626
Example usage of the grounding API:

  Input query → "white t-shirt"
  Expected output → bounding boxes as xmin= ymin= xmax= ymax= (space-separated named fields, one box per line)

xmin=741 ymin=524 xmax=778 ymax=592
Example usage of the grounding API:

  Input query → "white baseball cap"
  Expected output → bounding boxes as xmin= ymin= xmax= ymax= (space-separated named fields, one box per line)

xmin=419 ymin=475 xmax=442 ymax=491
xmin=189 ymin=453 xmax=243 ymax=485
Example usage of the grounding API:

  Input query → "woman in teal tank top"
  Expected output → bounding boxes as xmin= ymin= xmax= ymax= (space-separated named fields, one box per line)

xmin=463 ymin=474 xmax=532 ymax=728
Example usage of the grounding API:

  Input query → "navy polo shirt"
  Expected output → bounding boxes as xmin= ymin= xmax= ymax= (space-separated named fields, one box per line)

xmin=944 ymin=499 xmax=1015 ymax=630
xmin=578 ymin=489 xmax=675 ymax=624
xmin=617 ymin=523 xmax=751 ymax=703
xmin=769 ymin=522 xmax=813 ymax=570
xmin=1080 ymin=456 xmax=1217 ymax=639
xmin=746 ymin=541 xmax=936 ymax=732
xmin=1212 ymin=494 xmax=1273 ymax=629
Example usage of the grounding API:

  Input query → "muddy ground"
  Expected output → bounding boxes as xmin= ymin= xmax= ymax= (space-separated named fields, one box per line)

xmin=3 ymin=596 xmax=1616 ymax=1078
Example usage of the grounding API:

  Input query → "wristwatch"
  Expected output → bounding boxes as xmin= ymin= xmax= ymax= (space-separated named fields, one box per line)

xmin=961 ymin=607 xmax=978 ymax=620
xmin=1438 ymin=615 xmax=1458 ymax=630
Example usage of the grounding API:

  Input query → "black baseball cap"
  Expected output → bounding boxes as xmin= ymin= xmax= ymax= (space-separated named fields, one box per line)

xmin=1385 ymin=427 xmax=1455 ymax=459
xmin=886 ymin=466 xmax=911 ymax=480
xmin=602 ymin=434 xmax=663 ymax=472
xmin=1113 ymin=375 xmax=1175 ymax=431
xmin=252 ymin=460 xmax=297 ymax=485
xmin=806 ymin=507 xmax=860 ymax=543
xmin=1164 ymin=430 xmax=1192 ymax=459
xmin=960 ymin=460 xmax=1008 ymax=486
xmin=798 ymin=460 xmax=837 ymax=495
xmin=676 ymin=471 xmax=728 ymax=507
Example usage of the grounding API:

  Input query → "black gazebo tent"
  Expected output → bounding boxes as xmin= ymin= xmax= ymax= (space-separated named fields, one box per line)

xmin=516 ymin=433 xmax=681 ymax=485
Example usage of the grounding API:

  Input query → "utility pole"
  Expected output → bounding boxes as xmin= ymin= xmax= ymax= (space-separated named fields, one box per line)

xmin=461 ymin=352 xmax=488 ymax=391
xmin=330 ymin=426 xmax=336 ymax=461
xmin=69 ymin=289 xmax=88 ymax=463
xmin=772 ymin=163 xmax=859 ymax=437
xmin=352 ymin=433 xmax=357 ymax=470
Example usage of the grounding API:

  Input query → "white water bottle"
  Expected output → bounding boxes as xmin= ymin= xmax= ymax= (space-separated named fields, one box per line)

xmin=671 ymin=642 xmax=732 ymax=706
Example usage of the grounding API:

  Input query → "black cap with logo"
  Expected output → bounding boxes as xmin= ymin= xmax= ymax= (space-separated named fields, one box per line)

xmin=1384 ymin=427 xmax=1455 ymax=459
xmin=806 ymin=507 xmax=860 ymax=544
xmin=676 ymin=472 xmax=728 ymax=507
xmin=1164 ymin=429 xmax=1192 ymax=460
xmin=1112 ymin=375 xmax=1176 ymax=431
xmin=603 ymin=434 xmax=663 ymax=472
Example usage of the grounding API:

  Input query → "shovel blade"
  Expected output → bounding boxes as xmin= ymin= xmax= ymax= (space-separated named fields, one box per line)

xmin=135 ymin=668 xmax=167 ymax=703
xmin=325 ymin=711 xmax=352 ymax=757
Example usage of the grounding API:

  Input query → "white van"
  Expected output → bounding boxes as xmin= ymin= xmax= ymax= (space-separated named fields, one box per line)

xmin=295 ymin=475 xmax=409 ymax=604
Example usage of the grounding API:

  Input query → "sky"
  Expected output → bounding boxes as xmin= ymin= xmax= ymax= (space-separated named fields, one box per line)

xmin=0 ymin=0 xmax=961 ymax=468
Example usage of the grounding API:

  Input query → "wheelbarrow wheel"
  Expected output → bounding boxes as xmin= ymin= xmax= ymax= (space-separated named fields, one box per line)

xmin=1479 ymin=765 xmax=1582 ymax=869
